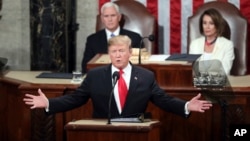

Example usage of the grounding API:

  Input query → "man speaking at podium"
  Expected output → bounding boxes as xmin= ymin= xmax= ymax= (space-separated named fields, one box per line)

xmin=23 ymin=35 xmax=212 ymax=121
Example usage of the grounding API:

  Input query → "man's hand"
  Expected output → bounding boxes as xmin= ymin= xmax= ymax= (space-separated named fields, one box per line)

xmin=23 ymin=89 xmax=49 ymax=109
xmin=187 ymin=93 xmax=212 ymax=113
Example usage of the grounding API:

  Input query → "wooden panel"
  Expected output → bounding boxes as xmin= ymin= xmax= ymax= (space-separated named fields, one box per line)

xmin=1 ymin=69 xmax=250 ymax=141
xmin=19 ymin=84 xmax=69 ymax=141
xmin=64 ymin=120 xmax=161 ymax=141
xmin=87 ymin=54 xmax=193 ymax=87
xmin=0 ymin=78 xmax=8 ymax=141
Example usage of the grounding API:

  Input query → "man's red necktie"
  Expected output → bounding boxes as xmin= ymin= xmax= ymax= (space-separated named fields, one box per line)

xmin=118 ymin=70 xmax=128 ymax=110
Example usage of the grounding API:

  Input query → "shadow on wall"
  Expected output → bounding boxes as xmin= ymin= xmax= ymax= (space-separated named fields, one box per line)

xmin=0 ymin=0 xmax=2 ymax=19
xmin=0 ymin=57 xmax=8 ymax=74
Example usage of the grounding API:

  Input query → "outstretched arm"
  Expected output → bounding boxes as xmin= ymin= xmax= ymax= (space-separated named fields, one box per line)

xmin=23 ymin=88 xmax=49 ymax=109
xmin=187 ymin=93 xmax=212 ymax=113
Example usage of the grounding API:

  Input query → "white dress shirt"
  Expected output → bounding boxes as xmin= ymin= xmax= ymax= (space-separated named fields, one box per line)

xmin=105 ymin=27 xmax=120 ymax=40
xmin=111 ymin=64 xmax=190 ymax=115
xmin=111 ymin=64 xmax=131 ymax=114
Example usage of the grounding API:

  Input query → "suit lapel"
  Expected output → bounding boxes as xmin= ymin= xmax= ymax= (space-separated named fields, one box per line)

xmin=103 ymin=65 xmax=113 ymax=92
xmin=119 ymin=28 xmax=126 ymax=35
xmin=104 ymin=65 xmax=120 ymax=116
xmin=210 ymin=37 xmax=222 ymax=60
xmin=121 ymin=65 xmax=139 ymax=114
xmin=127 ymin=66 xmax=139 ymax=95
xmin=99 ymin=30 xmax=108 ymax=51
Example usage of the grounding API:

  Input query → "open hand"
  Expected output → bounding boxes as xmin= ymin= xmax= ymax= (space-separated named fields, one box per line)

xmin=23 ymin=89 xmax=48 ymax=109
xmin=187 ymin=93 xmax=213 ymax=113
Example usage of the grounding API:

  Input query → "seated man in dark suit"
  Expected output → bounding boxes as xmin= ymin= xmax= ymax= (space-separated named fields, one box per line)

xmin=81 ymin=2 xmax=142 ymax=73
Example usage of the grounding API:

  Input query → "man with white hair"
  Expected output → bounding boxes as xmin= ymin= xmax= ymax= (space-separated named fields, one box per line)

xmin=81 ymin=2 xmax=142 ymax=73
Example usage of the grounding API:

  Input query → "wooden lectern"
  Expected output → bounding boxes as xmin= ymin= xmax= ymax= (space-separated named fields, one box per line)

xmin=87 ymin=54 xmax=194 ymax=87
xmin=65 ymin=119 xmax=161 ymax=141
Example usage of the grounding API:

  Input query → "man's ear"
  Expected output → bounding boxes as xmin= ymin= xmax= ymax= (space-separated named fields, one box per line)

xmin=118 ymin=14 xmax=122 ymax=22
xmin=129 ymin=48 xmax=133 ymax=56
xmin=100 ymin=15 xmax=105 ymax=24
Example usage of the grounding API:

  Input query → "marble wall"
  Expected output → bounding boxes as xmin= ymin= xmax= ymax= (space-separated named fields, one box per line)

xmin=0 ymin=0 xmax=98 ymax=71
xmin=76 ymin=0 xmax=98 ymax=71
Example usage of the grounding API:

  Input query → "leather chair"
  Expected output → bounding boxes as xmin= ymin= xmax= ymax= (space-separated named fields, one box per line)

xmin=96 ymin=0 xmax=156 ymax=54
xmin=187 ymin=1 xmax=248 ymax=75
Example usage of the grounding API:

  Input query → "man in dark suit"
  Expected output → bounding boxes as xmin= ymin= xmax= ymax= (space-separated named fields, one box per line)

xmin=81 ymin=2 xmax=142 ymax=73
xmin=23 ymin=35 xmax=212 ymax=119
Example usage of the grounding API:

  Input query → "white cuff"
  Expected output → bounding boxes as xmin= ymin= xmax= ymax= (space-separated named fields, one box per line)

xmin=184 ymin=102 xmax=190 ymax=115
xmin=45 ymin=99 xmax=49 ymax=112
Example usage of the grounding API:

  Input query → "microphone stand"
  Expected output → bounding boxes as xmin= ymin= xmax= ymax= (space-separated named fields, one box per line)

xmin=138 ymin=35 xmax=154 ymax=64
xmin=138 ymin=38 xmax=145 ymax=65
xmin=107 ymin=72 xmax=119 ymax=124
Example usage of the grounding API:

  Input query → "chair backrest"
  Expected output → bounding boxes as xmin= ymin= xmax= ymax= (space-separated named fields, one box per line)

xmin=187 ymin=1 xmax=248 ymax=76
xmin=96 ymin=0 xmax=156 ymax=53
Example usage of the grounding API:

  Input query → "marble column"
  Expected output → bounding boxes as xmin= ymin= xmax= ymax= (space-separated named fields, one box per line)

xmin=0 ymin=0 xmax=2 ymax=19
xmin=30 ymin=0 xmax=77 ymax=72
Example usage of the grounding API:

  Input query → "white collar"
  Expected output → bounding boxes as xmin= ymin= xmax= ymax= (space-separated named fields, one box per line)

xmin=105 ymin=27 xmax=120 ymax=39
xmin=111 ymin=63 xmax=131 ymax=75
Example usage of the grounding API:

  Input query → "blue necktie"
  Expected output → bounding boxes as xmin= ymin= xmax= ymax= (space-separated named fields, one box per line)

xmin=110 ymin=33 xmax=115 ymax=38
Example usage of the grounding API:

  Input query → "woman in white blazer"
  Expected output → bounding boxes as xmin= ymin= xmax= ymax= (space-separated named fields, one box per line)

xmin=189 ymin=8 xmax=235 ymax=75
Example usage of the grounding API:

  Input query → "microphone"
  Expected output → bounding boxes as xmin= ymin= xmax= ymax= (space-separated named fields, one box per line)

xmin=138 ymin=35 xmax=155 ymax=64
xmin=107 ymin=71 xmax=120 ymax=124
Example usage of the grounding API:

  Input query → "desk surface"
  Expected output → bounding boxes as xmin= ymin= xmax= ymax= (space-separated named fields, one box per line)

xmin=65 ymin=119 xmax=161 ymax=132
xmin=3 ymin=71 xmax=84 ymax=85
xmin=227 ymin=75 xmax=250 ymax=87
xmin=67 ymin=119 xmax=159 ymax=126
xmin=92 ymin=54 xmax=189 ymax=65
xmin=3 ymin=71 xmax=250 ymax=88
